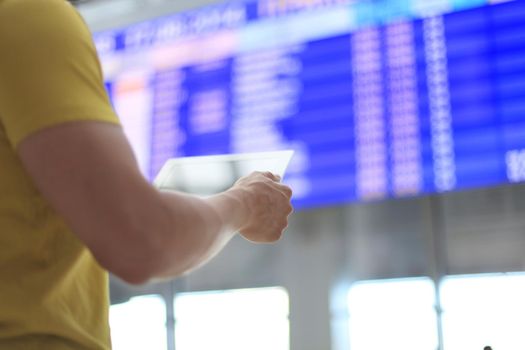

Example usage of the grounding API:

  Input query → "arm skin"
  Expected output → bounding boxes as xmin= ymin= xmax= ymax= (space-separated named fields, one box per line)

xmin=17 ymin=121 xmax=293 ymax=284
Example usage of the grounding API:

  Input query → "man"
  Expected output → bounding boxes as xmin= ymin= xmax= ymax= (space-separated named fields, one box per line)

xmin=0 ymin=0 xmax=293 ymax=349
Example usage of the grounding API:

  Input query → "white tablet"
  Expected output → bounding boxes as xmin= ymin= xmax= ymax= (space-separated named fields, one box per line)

xmin=153 ymin=150 xmax=294 ymax=195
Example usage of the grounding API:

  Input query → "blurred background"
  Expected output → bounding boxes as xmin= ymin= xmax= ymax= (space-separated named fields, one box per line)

xmin=76 ymin=0 xmax=525 ymax=349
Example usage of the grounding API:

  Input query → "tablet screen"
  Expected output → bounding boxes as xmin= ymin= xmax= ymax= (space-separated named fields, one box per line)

xmin=153 ymin=150 xmax=294 ymax=195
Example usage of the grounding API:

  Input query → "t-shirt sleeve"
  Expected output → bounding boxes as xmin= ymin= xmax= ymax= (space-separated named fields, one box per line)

xmin=0 ymin=0 xmax=120 ymax=148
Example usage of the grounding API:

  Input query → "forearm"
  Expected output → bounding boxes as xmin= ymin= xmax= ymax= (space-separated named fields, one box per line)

xmin=150 ymin=190 xmax=242 ymax=279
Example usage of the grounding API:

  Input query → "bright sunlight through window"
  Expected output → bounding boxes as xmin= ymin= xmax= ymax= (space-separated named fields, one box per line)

xmin=441 ymin=273 xmax=525 ymax=350
xmin=347 ymin=277 xmax=438 ymax=350
xmin=110 ymin=294 xmax=167 ymax=350
xmin=174 ymin=287 xmax=289 ymax=350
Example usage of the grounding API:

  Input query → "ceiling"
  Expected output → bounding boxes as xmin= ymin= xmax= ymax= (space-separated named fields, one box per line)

xmin=75 ymin=0 xmax=227 ymax=32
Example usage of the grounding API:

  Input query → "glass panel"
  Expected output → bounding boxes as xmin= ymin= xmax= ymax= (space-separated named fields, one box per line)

xmin=441 ymin=273 xmax=525 ymax=350
xmin=110 ymin=295 xmax=167 ymax=350
xmin=347 ymin=277 xmax=438 ymax=350
xmin=175 ymin=287 xmax=289 ymax=350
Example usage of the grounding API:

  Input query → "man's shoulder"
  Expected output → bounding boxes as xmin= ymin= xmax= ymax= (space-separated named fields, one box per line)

xmin=0 ymin=0 xmax=73 ymax=15
xmin=0 ymin=0 xmax=79 ymax=32
xmin=0 ymin=0 xmax=89 ymax=49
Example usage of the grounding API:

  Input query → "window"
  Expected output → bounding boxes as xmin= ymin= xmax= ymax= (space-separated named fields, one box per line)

xmin=110 ymin=295 xmax=167 ymax=350
xmin=441 ymin=273 xmax=525 ymax=350
xmin=174 ymin=287 xmax=289 ymax=350
xmin=347 ymin=277 xmax=438 ymax=350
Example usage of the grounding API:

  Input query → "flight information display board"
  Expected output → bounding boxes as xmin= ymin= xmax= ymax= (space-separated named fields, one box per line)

xmin=94 ymin=0 xmax=525 ymax=209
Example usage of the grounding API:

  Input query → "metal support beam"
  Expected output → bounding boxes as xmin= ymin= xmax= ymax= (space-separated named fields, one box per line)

xmin=422 ymin=195 xmax=448 ymax=350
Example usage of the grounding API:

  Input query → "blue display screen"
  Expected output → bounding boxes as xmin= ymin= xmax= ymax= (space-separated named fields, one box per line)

xmin=95 ymin=0 xmax=525 ymax=209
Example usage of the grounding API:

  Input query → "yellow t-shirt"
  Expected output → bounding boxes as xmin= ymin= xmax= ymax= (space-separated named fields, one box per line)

xmin=0 ymin=0 xmax=120 ymax=349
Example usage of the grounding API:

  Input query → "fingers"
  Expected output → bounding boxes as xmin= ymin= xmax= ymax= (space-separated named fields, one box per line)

xmin=268 ymin=179 xmax=293 ymax=199
xmin=268 ymin=182 xmax=294 ymax=216
xmin=260 ymin=171 xmax=281 ymax=182
xmin=255 ymin=172 xmax=292 ymax=198
xmin=275 ymin=183 xmax=293 ymax=198
xmin=234 ymin=170 xmax=294 ymax=243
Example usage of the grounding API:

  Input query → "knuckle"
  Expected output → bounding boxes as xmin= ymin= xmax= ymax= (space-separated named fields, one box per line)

xmin=249 ymin=171 xmax=264 ymax=180
xmin=257 ymin=171 xmax=274 ymax=181
xmin=254 ymin=181 xmax=270 ymax=193
xmin=281 ymin=185 xmax=293 ymax=196
xmin=276 ymin=184 xmax=292 ymax=198
xmin=265 ymin=183 xmax=281 ymax=197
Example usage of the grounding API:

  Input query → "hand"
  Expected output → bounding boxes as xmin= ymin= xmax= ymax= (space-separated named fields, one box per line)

xmin=228 ymin=171 xmax=293 ymax=243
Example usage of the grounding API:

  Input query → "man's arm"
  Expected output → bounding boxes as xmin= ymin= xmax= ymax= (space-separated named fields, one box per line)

xmin=0 ymin=0 xmax=292 ymax=284
xmin=17 ymin=121 xmax=293 ymax=284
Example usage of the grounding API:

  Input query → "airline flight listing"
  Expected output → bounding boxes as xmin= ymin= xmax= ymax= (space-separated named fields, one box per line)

xmin=96 ymin=0 xmax=525 ymax=208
